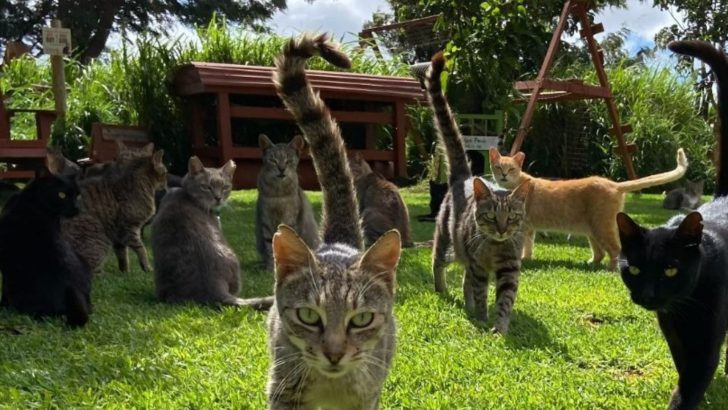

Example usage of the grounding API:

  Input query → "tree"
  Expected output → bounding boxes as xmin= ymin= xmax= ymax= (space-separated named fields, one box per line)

xmin=365 ymin=0 xmax=626 ymax=112
xmin=0 ymin=0 xmax=293 ymax=63
xmin=650 ymin=0 xmax=728 ymax=116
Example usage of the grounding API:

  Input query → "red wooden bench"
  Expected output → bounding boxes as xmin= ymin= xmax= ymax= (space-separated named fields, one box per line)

xmin=173 ymin=62 xmax=425 ymax=189
xmin=0 ymin=90 xmax=57 ymax=180
xmin=87 ymin=122 xmax=150 ymax=163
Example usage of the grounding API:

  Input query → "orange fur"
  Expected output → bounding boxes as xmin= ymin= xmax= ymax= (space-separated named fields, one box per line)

xmin=489 ymin=148 xmax=688 ymax=269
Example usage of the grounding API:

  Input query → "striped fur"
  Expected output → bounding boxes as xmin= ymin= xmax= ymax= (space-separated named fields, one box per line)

xmin=427 ymin=52 xmax=528 ymax=334
xmin=273 ymin=33 xmax=362 ymax=250
xmin=266 ymin=34 xmax=400 ymax=409
xmin=62 ymin=151 xmax=167 ymax=273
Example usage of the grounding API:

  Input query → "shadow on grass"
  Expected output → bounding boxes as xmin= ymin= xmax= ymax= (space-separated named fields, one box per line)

xmin=523 ymin=258 xmax=606 ymax=273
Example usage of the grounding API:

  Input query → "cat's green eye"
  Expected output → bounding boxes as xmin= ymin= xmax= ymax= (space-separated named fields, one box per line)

xmin=58 ymin=192 xmax=66 ymax=199
xmin=485 ymin=212 xmax=495 ymax=219
xmin=628 ymin=265 xmax=640 ymax=275
xmin=664 ymin=267 xmax=678 ymax=277
xmin=296 ymin=307 xmax=321 ymax=326
xmin=350 ymin=312 xmax=374 ymax=328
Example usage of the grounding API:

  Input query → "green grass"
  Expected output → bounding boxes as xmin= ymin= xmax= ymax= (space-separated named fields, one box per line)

xmin=0 ymin=191 xmax=726 ymax=409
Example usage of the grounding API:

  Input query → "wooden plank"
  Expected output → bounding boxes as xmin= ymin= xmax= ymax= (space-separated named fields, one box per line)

xmin=613 ymin=143 xmax=637 ymax=154
xmin=0 ymin=169 xmax=37 ymax=180
xmin=580 ymin=23 xmax=604 ymax=37
xmin=394 ymin=101 xmax=407 ymax=177
xmin=216 ymin=92 xmax=233 ymax=161
xmin=229 ymin=105 xmax=394 ymax=124
xmin=0 ymin=147 xmax=47 ymax=157
xmin=610 ymin=124 xmax=633 ymax=135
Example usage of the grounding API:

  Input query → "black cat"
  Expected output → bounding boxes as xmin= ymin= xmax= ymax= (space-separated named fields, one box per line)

xmin=616 ymin=40 xmax=728 ymax=410
xmin=0 ymin=167 xmax=91 ymax=327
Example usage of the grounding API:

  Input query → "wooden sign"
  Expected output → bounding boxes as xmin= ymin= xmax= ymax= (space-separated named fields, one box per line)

xmin=462 ymin=135 xmax=500 ymax=151
xmin=42 ymin=26 xmax=72 ymax=55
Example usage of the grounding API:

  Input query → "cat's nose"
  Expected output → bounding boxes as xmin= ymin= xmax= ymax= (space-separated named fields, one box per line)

xmin=324 ymin=350 xmax=344 ymax=365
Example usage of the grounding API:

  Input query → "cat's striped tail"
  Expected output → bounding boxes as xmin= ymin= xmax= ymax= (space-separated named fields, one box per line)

xmin=273 ymin=34 xmax=363 ymax=250
xmin=615 ymin=148 xmax=688 ymax=192
xmin=425 ymin=52 xmax=472 ymax=184
xmin=669 ymin=40 xmax=728 ymax=198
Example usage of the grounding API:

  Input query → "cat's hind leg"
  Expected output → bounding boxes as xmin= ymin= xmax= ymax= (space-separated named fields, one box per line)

xmin=113 ymin=243 xmax=129 ymax=272
xmin=432 ymin=200 xmax=452 ymax=294
xmin=120 ymin=227 xmax=151 ymax=272
xmin=591 ymin=223 xmax=621 ymax=271
xmin=587 ymin=236 xmax=606 ymax=265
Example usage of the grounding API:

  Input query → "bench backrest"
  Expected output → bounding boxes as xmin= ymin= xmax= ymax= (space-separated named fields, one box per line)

xmin=89 ymin=123 xmax=150 ymax=163
xmin=174 ymin=63 xmax=426 ymax=101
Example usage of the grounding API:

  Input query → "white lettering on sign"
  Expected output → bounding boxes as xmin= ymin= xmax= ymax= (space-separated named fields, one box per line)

xmin=42 ymin=27 xmax=72 ymax=56
xmin=101 ymin=127 xmax=149 ymax=142
xmin=462 ymin=135 xmax=500 ymax=151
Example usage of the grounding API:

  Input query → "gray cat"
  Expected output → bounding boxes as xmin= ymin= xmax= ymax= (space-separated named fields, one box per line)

xmin=349 ymin=154 xmax=414 ymax=248
xmin=427 ymin=52 xmax=530 ymax=335
xmin=256 ymin=133 xmax=319 ymax=271
xmin=152 ymin=157 xmax=270 ymax=307
xmin=663 ymin=179 xmax=704 ymax=210
xmin=266 ymin=33 xmax=401 ymax=409
xmin=50 ymin=148 xmax=167 ymax=274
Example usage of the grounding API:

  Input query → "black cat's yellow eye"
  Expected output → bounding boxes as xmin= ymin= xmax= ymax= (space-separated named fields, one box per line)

xmin=296 ymin=307 xmax=321 ymax=326
xmin=58 ymin=192 xmax=66 ymax=199
xmin=350 ymin=312 xmax=374 ymax=328
xmin=665 ymin=267 xmax=678 ymax=277
xmin=628 ymin=265 xmax=640 ymax=275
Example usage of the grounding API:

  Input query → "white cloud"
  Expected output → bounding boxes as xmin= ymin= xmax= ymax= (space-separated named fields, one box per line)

xmin=268 ymin=0 xmax=391 ymax=45
xmin=595 ymin=0 xmax=682 ymax=41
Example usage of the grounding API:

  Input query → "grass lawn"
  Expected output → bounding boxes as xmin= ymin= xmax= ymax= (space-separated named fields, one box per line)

xmin=0 ymin=189 xmax=725 ymax=409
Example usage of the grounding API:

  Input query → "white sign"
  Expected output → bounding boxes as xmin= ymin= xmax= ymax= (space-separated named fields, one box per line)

xmin=42 ymin=27 xmax=72 ymax=55
xmin=462 ymin=135 xmax=500 ymax=151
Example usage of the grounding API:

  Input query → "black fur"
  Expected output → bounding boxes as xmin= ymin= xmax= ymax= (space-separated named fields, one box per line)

xmin=0 ymin=168 xmax=91 ymax=327
xmin=616 ymin=40 xmax=728 ymax=410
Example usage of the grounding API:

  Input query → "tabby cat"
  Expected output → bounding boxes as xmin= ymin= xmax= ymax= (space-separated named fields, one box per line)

xmin=489 ymin=146 xmax=687 ymax=270
xmin=266 ymin=33 xmax=401 ymax=409
xmin=616 ymin=40 xmax=728 ymax=410
xmin=58 ymin=149 xmax=167 ymax=273
xmin=427 ymin=52 xmax=530 ymax=334
xmin=0 ymin=167 xmax=91 ymax=327
xmin=662 ymin=179 xmax=703 ymax=210
xmin=152 ymin=157 xmax=270 ymax=307
xmin=256 ymin=133 xmax=319 ymax=271
xmin=349 ymin=154 xmax=413 ymax=247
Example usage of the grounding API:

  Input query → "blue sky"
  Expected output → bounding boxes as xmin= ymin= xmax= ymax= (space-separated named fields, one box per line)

xmin=268 ymin=0 xmax=684 ymax=55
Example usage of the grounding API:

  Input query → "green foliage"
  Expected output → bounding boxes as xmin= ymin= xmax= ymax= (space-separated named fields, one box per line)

xmin=1 ymin=190 xmax=727 ymax=408
xmin=0 ymin=0 xmax=292 ymax=63
xmin=1 ymin=16 xmax=410 ymax=174
xmin=511 ymin=62 xmax=714 ymax=192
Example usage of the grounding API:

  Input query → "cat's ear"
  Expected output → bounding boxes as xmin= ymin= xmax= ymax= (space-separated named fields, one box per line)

xmin=358 ymin=230 xmax=401 ymax=294
xmin=473 ymin=177 xmax=492 ymax=201
xmin=675 ymin=212 xmax=703 ymax=247
xmin=513 ymin=152 xmax=526 ymax=168
xmin=509 ymin=180 xmax=531 ymax=201
xmin=289 ymin=135 xmax=305 ymax=153
xmin=258 ymin=134 xmax=273 ymax=150
xmin=141 ymin=142 xmax=155 ymax=155
xmin=272 ymin=224 xmax=316 ymax=283
xmin=46 ymin=147 xmax=65 ymax=175
xmin=616 ymin=212 xmax=643 ymax=245
xmin=221 ymin=159 xmax=236 ymax=180
xmin=35 ymin=166 xmax=52 ymax=179
xmin=488 ymin=147 xmax=500 ymax=164
xmin=188 ymin=156 xmax=205 ymax=175
xmin=152 ymin=150 xmax=165 ymax=173
xmin=115 ymin=140 xmax=128 ymax=152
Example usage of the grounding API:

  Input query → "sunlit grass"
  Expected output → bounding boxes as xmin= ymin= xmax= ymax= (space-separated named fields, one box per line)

xmin=0 ymin=191 xmax=725 ymax=409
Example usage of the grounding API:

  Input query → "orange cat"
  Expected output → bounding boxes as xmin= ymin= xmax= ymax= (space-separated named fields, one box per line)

xmin=489 ymin=148 xmax=688 ymax=269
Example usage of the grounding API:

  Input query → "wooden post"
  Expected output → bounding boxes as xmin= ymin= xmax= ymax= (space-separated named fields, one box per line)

xmin=394 ymin=101 xmax=408 ymax=178
xmin=50 ymin=20 xmax=67 ymax=118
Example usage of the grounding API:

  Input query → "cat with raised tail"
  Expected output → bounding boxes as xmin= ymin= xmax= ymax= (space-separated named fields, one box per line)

xmin=490 ymin=145 xmax=687 ymax=270
xmin=427 ymin=51 xmax=530 ymax=334
xmin=267 ymin=33 xmax=401 ymax=409
xmin=616 ymin=40 xmax=728 ymax=410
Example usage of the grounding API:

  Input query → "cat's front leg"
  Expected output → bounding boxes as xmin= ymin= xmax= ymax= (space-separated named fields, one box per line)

xmin=121 ymin=228 xmax=151 ymax=272
xmin=464 ymin=266 xmax=488 ymax=322
xmin=491 ymin=264 xmax=520 ymax=335
xmin=522 ymin=228 xmax=535 ymax=259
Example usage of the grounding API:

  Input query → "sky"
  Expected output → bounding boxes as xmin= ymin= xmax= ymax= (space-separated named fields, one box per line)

xmin=268 ymin=0 xmax=684 ymax=55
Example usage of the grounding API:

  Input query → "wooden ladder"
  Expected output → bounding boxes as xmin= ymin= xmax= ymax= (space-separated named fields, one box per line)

xmin=510 ymin=0 xmax=637 ymax=179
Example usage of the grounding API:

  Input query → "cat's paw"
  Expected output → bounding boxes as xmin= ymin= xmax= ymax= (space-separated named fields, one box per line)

xmin=491 ymin=320 xmax=509 ymax=335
